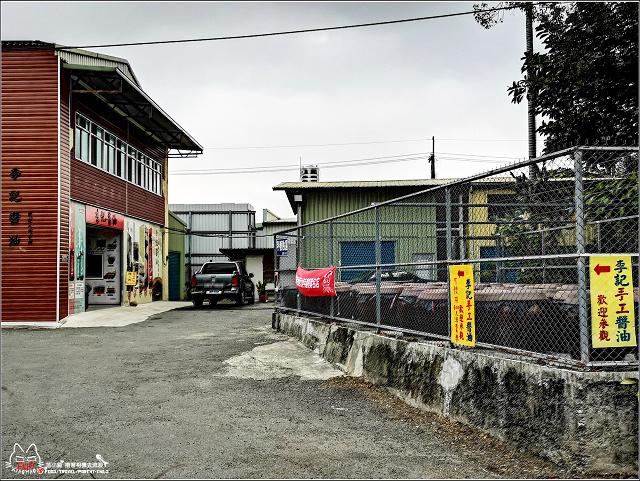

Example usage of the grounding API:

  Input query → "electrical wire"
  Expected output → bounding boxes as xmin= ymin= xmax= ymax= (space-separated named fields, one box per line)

xmin=168 ymin=151 xmax=520 ymax=176
xmin=53 ymin=5 xmax=519 ymax=50
xmin=170 ymin=152 xmax=432 ymax=175
xmin=205 ymin=138 xmax=528 ymax=150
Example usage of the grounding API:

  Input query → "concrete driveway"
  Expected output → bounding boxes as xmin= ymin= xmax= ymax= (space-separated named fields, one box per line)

xmin=2 ymin=302 xmax=574 ymax=479
xmin=59 ymin=300 xmax=195 ymax=328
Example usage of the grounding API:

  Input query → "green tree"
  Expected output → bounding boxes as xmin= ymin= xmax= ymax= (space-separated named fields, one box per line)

xmin=491 ymin=166 xmax=578 ymax=284
xmin=474 ymin=2 xmax=638 ymax=154
xmin=475 ymin=2 xmax=639 ymax=274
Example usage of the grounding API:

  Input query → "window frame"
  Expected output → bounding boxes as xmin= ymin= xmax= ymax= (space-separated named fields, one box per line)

xmin=74 ymin=113 xmax=164 ymax=197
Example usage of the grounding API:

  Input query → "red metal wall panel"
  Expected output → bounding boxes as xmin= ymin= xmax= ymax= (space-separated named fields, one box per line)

xmin=70 ymin=104 xmax=166 ymax=226
xmin=1 ymin=47 xmax=61 ymax=323
xmin=70 ymin=159 xmax=165 ymax=225
xmin=59 ymin=70 xmax=71 ymax=319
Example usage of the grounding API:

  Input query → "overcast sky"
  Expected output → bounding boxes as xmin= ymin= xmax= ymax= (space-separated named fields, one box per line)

xmin=1 ymin=1 xmax=544 ymax=219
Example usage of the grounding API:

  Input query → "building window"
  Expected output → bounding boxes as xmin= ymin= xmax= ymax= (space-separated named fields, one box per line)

xmin=74 ymin=113 xmax=163 ymax=196
xmin=339 ymin=241 xmax=396 ymax=282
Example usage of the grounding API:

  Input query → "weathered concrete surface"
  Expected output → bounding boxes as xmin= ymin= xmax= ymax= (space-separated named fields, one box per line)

xmin=273 ymin=312 xmax=639 ymax=476
xmin=4 ymin=304 xmax=577 ymax=479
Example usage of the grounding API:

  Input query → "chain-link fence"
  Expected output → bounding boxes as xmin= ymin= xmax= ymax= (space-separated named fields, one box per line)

xmin=274 ymin=147 xmax=639 ymax=369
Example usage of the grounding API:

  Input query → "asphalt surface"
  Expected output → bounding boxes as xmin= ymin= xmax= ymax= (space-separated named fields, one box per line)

xmin=2 ymin=301 xmax=576 ymax=479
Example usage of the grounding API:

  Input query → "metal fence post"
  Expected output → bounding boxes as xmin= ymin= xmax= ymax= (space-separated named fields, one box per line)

xmin=445 ymin=187 xmax=453 ymax=341
xmin=574 ymin=149 xmax=589 ymax=363
xmin=297 ymin=226 xmax=301 ymax=313
xmin=497 ymin=235 xmax=504 ymax=283
xmin=446 ymin=188 xmax=453 ymax=261
xmin=542 ymin=231 xmax=547 ymax=283
xmin=273 ymin=233 xmax=278 ymax=307
xmin=187 ymin=211 xmax=193 ymax=279
xmin=329 ymin=219 xmax=335 ymax=317
xmin=459 ymin=193 xmax=466 ymax=260
xmin=375 ymin=206 xmax=382 ymax=331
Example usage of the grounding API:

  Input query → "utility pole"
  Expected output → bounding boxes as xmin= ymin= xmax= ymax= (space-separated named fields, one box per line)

xmin=526 ymin=3 xmax=537 ymax=178
xmin=428 ymin=136 xmax=435 ymax=179
xmin=472 ymin=2 xmax=537 ymax=175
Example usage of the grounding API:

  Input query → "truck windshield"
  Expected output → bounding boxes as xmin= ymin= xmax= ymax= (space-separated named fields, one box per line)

xmin=201 ymin=263 xmax=237 ymax=275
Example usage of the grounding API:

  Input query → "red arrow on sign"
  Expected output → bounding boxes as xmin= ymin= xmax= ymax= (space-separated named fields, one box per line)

xmin=458 ymin=270 xmax=465 ymax=277
xmin=594 ymin=264 xmax=611 ymax=275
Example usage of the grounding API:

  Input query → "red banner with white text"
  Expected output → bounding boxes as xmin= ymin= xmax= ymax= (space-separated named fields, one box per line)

xmin=295 ymin=267 xmax=337 ymax=297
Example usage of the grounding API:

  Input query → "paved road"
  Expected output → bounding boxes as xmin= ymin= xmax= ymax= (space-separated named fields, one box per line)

xmin=2 ymin=303 xmax=574 ymax=479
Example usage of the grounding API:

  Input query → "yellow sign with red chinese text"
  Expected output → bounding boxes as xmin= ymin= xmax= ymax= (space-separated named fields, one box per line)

xmin=125 ymin=271 xmax=137 ymax=286
xmin=450 ymin=265 xmax=476 ymax=346
xmin=590 ymin=256 xmax=636 ymax=348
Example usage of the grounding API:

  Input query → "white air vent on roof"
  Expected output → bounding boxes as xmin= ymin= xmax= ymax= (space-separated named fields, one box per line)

xmin=300 ymin=165 xmax=319 ymax=182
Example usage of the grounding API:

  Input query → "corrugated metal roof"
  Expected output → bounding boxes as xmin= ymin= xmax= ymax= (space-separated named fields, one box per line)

xmin=63 ymin=63 xmax=202 ymax=154
xmin=55 ymin=46 xmax=140 ymax=86
xmin=273 ymin=179 xmax=455 ymax=190
xmin=169 ymin=203 xmax=255 ymax=213
xmin=1 ymin=42 xmax=202 ymax=155
xmin=168 ymin=211 xmax=188 ymax=227
xmin=263 ymin=218 xmax=297 ymax=224
xmin=1 ymin=42 xmax=140 ymax=85
xmin=272 ymin=177 xmax=519 ymax=219
xmin=273 ymin=177 xmax=516 ymax=191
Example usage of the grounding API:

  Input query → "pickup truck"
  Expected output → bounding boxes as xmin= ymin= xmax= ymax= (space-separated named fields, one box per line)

xmin=190 ymin=261 xmax=255 ymax=308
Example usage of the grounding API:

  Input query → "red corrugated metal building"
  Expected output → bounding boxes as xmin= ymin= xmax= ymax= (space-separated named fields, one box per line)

xmin=1 ymin=41 xmax=202 ymax=326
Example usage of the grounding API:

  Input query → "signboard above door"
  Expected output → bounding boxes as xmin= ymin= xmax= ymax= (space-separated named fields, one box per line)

xmin=85 ymin=206 xmax=124 ymax=230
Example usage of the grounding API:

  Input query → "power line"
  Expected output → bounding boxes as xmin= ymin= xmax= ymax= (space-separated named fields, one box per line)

xmin=436 ymin=151 xmax=522 ymax=160
xmin=204 ymin=138 xmax=528 ymax=150
xmin=169 ymin=151 xmax=520 ymax=176
xmin=170 ymin=153 xmax=431 ymax=175
xmin=54 ymin=5 xmax=518 ymax=50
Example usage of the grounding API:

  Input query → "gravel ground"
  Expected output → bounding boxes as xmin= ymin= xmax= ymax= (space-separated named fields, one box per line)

xmin=1 ymin=303 xmax=633 ymax=479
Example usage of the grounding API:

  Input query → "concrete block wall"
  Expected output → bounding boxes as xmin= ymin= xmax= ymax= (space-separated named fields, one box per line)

xmin=273 ymin=312 xmax=639 ymax=476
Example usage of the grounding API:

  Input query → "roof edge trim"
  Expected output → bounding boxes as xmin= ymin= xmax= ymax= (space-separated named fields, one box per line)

xmin=66 ymin=64 xmax=203 ymax=153
xmin=62 ymin=63 xmax=118 ymax=73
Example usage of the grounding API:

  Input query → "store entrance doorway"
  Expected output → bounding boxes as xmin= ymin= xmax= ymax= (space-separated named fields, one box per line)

xmin=86 ymin=225 xmax=122 ymax=306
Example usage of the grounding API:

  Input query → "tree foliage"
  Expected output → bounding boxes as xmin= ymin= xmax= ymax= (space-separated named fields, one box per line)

xmin=490 ymin=166 xmax=578 ymax=284
xmin=474 ymin=3 xmax=639 ymax=282
xmin=474 ymin=2 xmax=639 ymax=154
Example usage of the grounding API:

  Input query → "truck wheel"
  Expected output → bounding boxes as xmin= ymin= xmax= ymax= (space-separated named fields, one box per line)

xmin=235 ymin=290 xmax=246 ymax=306
xmin=193 ymin=297 xmax=203 ymax=309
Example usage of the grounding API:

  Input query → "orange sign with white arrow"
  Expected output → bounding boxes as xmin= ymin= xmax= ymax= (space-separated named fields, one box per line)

xmin=589 ymin=256 xmax=636 ymax=348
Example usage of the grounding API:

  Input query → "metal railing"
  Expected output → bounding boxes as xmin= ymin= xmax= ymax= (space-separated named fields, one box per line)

xmin=274 ymin=147 xmax=639 ymax=369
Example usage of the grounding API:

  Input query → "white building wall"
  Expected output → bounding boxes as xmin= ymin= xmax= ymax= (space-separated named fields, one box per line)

xmin=245 ymin=255 xmax=263 ymax=301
